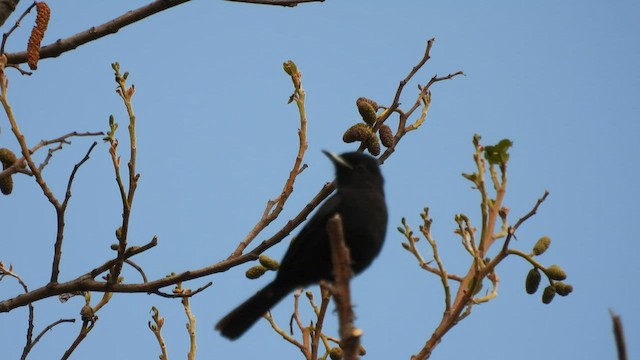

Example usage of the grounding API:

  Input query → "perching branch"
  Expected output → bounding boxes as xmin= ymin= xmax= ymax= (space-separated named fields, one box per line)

xmin=326 ymin=214 xmax=360 ymax=360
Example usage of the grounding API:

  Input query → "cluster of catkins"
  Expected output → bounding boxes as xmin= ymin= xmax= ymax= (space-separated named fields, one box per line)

xmin=342 ymin=97 xmax=394 ymax=156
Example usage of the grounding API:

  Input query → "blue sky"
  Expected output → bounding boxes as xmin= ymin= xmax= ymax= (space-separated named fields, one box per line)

xmin=1 ymin=1 xmax=639 ymax=359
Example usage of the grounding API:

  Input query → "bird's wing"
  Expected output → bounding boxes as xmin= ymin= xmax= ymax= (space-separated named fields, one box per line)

xmin=278 ymin=194 xmax=341 ymax=267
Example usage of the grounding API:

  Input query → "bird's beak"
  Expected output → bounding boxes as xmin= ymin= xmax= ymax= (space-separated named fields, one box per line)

xmin=322 ymin=150 xmax=352 ymax=169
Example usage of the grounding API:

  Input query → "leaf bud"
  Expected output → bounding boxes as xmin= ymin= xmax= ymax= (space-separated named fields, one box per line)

xmin=80 ymin=304 xmax=94 ymax=322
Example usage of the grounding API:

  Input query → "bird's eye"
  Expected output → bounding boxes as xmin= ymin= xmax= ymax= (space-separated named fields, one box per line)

xmin=355 ymin=164 xmax=367 ymax=172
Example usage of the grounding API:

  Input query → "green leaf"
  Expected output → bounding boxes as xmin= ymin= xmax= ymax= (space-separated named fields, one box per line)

xmin=484 ymin=138 xmax=513 ymax=165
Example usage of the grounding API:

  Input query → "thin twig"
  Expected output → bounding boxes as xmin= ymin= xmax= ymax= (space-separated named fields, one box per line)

xmin=0 ymin=131 xmax=104 ymax=179
xmin=231 ymin=61 xmax=308 ymax=257
xmin=153 ymin=282 xmax=212 ymax=298
xmin=61 ymin=319 xmax=96 ymax=360
xmin=610 ymin=310 xmax=627 ymax=360
xmin=1 ymin=1 xmax=37 ymax=55
xmin=225 ymin=0 xmax=323 ymax=6
xmin=311 ymin=284 xmax=331 ymax=359
xmin=0 ymin=265 xmax=36 ymax=360
xmin=265 ymin=311 xmax=308 ymax=356
xmin=148 ymin=307 xmax=168 ymax=360
xmin=124 ymin=259 xmax=148 ymax=283
xmin=26 ymin=318 xmax=76 ymax=356
xmin=50 ymin=142 xmax=98 ymax=283
xmin=108 ymin=64 xmax=138 ymax=285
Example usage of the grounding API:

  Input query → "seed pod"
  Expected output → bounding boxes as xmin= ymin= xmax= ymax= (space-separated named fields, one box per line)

xmin=532 ymin=236 xmax=551 ymax=256
xmin=378 ymin=124 xmax=394 ymax=148
xmin=366 ymin=135 xmax=381 ymax=156
xmin=356 ymin=97 xmax=378 ymax=125
xmin=554 ymin=282 xmax=574 ymax=296
xmin=27 ymin=2 xmax=51 ymax=70
xmin=0 ymin=174 xmax=12 ymax=195
xmin=542 ymin=285 xmax=556 ymax=304
xmin=0 ymin=148 xmax=18 ymax=195
xmin=245 ymin=265 xmax=268 ymax=279
xmin=258 ymin=255 xmax=280 ymax=271
xmin=546 ymin=264 xmax=567 ymax=281
xmin=525 ymin=268 xmax=541 ymax=294
xmin=343 ymin=123 xmax=373 ymax=143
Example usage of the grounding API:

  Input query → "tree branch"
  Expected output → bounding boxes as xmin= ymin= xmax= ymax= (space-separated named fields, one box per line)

xmin=225 ymin=0 xmax=324 ymax=6
xmin=4 ymin=0 xmax=325 ymax=66
xmin=326 ymin=214 xmax=360 ymax=360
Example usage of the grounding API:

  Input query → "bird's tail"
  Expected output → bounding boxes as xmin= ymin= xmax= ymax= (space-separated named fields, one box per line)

xmin=216 ymin=280 xmax=291 ymax=340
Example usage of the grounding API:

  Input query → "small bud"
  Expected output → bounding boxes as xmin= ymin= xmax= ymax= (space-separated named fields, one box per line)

xmin=378 ymin=124 xmax=394 ymax=148
xmin=525 ymin=268 xmax=541 ymax=294
xmin=258 ymin=255 xmax=280 ymax=271
xmin=329 ymin=347 xmax=343 ymax=360
xmin=283 ymin=60 xmax=298 ymax=75
xmin=542 ymin=285 xmax=556 ymax=304
xmin=356 ymin=97 xmax=378 ymax=125
xmin=80 ymin=304 xmax=94 ymax=322
xmin=546 ymin=264 xmax=567 ymax=281
xmin=401 ymin=242 xmax=411 ymax=251
xmin=115 ymin=227 xmax=123 ymax=241
xmin=554 ymin=282 xmax=574 ymax=296
xmin=532 ymin=236 xmax=551 ymax=256
xmin=110 ymin=243 xmax=118 ymax=250
xmin=245 ymin=265 xmax=268 ymax=279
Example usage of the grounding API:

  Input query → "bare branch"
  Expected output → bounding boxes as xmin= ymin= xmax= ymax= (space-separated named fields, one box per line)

xmin=231 ymin=61 xmax=308 ymax=257
xmin=1 ymin=1 xmax=36 ymax=54
xmin=610 ymin=310 xmax=627 ymax=360
xmin=4 ymin=0 xmax=324 ymax=66
xmin=326 ymin=214 xmax=360 ymax=360
xmin=153 ymin=282 xmax=212 ymax=298
xmin=50 ymin=142 xmax=98 ymax=283
xmin=24 ymin=318 xmax=76 ymax=359
xmin=225 ymin=0 xmax=323 ymax=6
xmin=6 ymin=1 xmax=191 ymax=65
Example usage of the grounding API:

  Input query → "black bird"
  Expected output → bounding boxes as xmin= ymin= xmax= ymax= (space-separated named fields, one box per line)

xmin=216 ymin=151 xmax=388 ymax=340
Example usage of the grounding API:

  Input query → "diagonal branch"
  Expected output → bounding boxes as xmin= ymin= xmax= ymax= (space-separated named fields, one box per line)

xmin=4 ymin=0 xmax=325 ymax=66
xmin=50 ymin=141 xmax=98 ymax=283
